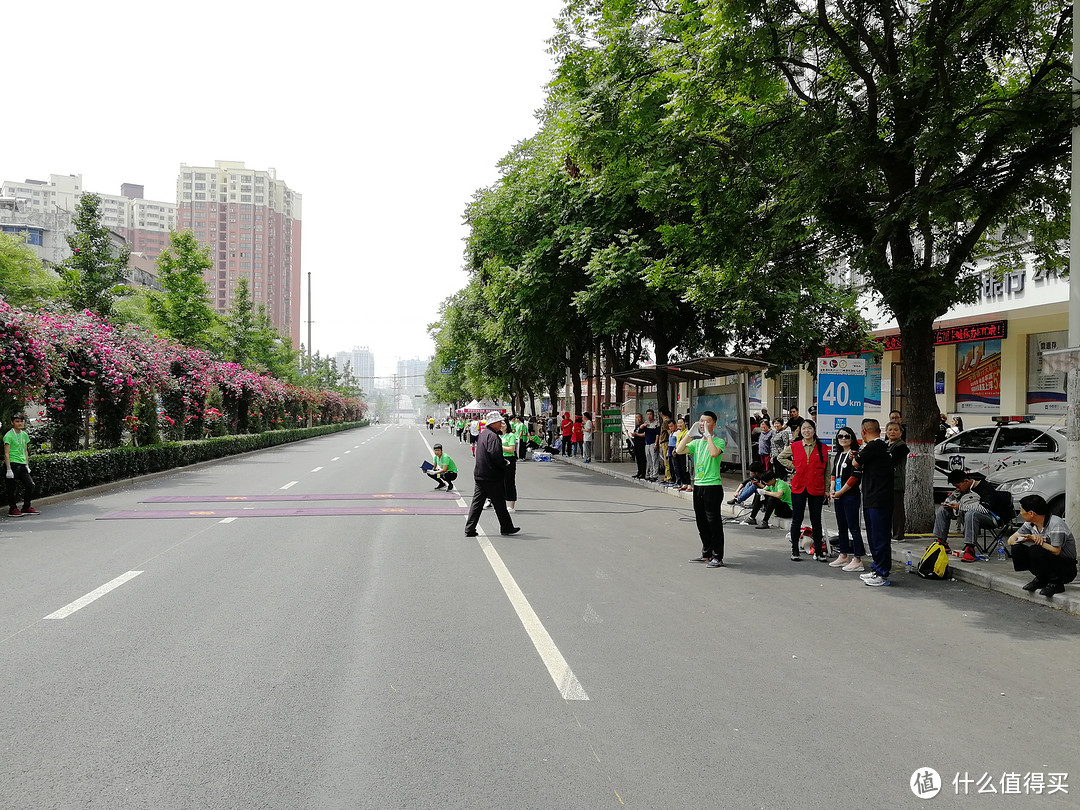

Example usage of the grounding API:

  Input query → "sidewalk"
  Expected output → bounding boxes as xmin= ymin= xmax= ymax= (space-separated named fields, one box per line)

xmin=547 ymin=453 xmax=1080 ymax=617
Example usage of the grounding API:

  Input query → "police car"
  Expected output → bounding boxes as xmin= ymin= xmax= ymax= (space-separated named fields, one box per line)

xmin=933 ymin=416 xmax=1066 ymax=495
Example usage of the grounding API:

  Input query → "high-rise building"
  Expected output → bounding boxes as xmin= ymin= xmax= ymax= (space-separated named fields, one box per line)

xmin=335 ymin=347 xmax=375 ymax=396
xmin=176 ymin=160 xmax=302 ymax=348
xmin=0 ymin=174 xmax=177 ymax=262
xmin=396 ymin=357 xmax=430 ymax=398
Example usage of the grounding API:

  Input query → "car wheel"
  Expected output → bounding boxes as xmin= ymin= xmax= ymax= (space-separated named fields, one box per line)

xmin=1048 ymin=495 xmax=1065 ymax=517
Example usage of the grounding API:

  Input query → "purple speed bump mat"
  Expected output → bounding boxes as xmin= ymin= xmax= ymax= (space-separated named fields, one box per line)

xmin=141 ymin=493 xmax=462 ymax=503
xmin=99 ymin=506 xmax=467 ymax=520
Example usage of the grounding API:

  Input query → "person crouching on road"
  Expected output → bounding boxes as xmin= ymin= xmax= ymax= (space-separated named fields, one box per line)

xmin=464 ymin=412 xmax=520 ymax=538
xmin=427 ymin=444 xmax=458 ymax=491
xmin=675 ymin=410 xmax=727 ymax=568
xmin=1008 ymin=494 xmax=1077 ymax=597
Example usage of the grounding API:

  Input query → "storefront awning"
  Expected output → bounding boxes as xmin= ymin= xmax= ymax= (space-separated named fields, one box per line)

xmin=611 ymin=356 xmax=772 ymax=387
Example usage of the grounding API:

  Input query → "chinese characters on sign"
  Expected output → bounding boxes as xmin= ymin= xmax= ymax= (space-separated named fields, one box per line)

xmin=827 ymin=321 xmax=1009 ymax=355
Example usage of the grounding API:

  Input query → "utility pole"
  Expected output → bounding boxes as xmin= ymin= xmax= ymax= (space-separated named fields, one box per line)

xmin=306 ymin=271 xmax=313 ymax=428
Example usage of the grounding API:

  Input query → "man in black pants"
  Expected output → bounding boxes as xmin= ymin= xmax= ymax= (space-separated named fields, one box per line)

xmin=629 ymin=412 xmax=647 ymax=478
xmin=464 ymin=412 xmax=520 ymax=537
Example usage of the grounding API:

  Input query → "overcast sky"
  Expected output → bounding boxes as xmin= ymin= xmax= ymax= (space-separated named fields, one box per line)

xmin=4 ymin=0 xmax=565 ymax=378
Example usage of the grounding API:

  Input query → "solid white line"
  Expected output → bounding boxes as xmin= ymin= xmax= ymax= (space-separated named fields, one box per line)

xmin=476 ymin=533 xmax=589 ymax=701
xmin=331 ymin=457 xmax=340 ymax=461
xmin=219 ymin=517 xmax=236 ymax=524
xmin=311 ymin=467 xmax=323 ymax=472
xmin=345 ymin=451 xmax=351 ymax=454
xmin=281 ymin=481 xmax=299 ymax=490
xmin=44 ymin=571 xmax=144 ymax=620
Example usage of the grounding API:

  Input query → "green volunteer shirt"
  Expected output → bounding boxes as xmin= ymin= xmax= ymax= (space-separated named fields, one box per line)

xmin=766 ymin=479 xmax=792 ymax=508
xmin=691 ymin=436 xmax=726 ymax=486
xmin=434 ymin=453 xmax=457 ymax=474
xmin=4 ymin=429 xmax=29 ymax=465
xmin=514 ymin=421 xmax=528 ymax=441
xmin=501 ymin=431 xmax=517 ymax=456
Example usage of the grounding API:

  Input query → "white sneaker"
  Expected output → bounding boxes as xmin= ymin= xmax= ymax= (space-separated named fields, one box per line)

xmin=864 ymin=573 xmax=890 ymax=587
xmin=859 ymin=571 xmax=876 ymax=581
xmin=483 ymin=502 xmax=493 ymax=510
xmin=508 ymin=507 xmax=516 ymax=514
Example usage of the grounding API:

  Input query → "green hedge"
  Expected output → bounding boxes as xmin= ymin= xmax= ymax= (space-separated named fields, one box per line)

xmin=29 ymin=421 xmax=368 ymax=498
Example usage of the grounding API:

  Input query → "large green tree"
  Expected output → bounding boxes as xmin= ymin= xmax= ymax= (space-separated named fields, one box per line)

xmin=0 ymin=231 xmax=60 ymax=307
xmin=148 ymin=230 xmax=216 ymax=348
xmin=59 ymin=193 xmax=131 ymax=318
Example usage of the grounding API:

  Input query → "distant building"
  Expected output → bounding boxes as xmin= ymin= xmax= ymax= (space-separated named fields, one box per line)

xmin=397 ymin=357 xmax=430 ymax=399
xmin=334 ymin=346 xmax=375 ymax=396
xmin=175 ymin=160 xmax=302 ymax=348
xmin=0 ymin=174 xmax=177 ymax=262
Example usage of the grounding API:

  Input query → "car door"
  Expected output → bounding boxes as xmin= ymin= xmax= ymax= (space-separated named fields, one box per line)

xmin=989 ymin=426 xmax=1062 ymax=469
xmin=934 ymin=427 xmax=997 ymax=491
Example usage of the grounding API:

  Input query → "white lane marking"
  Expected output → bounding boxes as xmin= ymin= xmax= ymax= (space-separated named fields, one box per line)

xmin=311 ymin=467 xmax=324 ymax=472
xmin=219 ymin=517 xmax=237 ymax=524
xmin=583 ymin=604 xmax=603 ymax=624
xmin=331 ymin=457 xmax=340 ymax=461
xmin=345 ymin=451 xmax=351 ymax=454
xmin=44 ymin=571 xmax=144 ymax=620
xmin=476 ymin=532 xmax=589 ymax=701
xmin=281 ymin=481 xmax=299 ymax=490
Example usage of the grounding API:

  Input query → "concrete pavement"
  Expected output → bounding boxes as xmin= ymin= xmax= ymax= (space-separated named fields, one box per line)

xmin=550 ymin=453 xmax=1080 ymax=616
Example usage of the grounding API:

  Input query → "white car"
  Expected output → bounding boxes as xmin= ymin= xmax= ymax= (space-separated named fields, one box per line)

xmin=987 ymin=458 xmax=1066 ymax=517
xmin=934 ymin=422 xmax=1066 ymax=494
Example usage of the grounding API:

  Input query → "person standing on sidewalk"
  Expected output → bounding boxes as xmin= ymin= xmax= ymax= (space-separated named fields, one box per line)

xmin=828 ymin=427 xmax=866 ymax=572
xmin=853 ymin=419 xmax=894 ymax=587
xmin=1007 ymin=494 xmax=1077 ymax=597
xmin=464 ymin=412 xmax=519 ymax=537
xmin=886 ymin=420 xmax=908 ymax=542
xmin=630 ymin=413 xmax=647 ymax=478
xmin=4 ymin=414 xmax=39 ymax=517
xmin=777 ymin=420 xmax=829 ymax=562
xmin=582 ymin=412 xmax=594 ymax=463
xmin=643 ymin=409 xmax=661 ymax=481
xmin=560 ymin=412 xmax=574 ymax=456
xmin=676 ymin=410 xmax=727 ymax=568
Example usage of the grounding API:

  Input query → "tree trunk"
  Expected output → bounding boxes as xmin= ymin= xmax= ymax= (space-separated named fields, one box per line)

xmin=653 ymin=339 xmax=671 ymax=414
xmin=527 ymin=389 xmax=537 ymax=417
xmin=548 ymin=382 xmax=560 ymax=417
xmin=900 ymin=314 xmax=938 ymax=533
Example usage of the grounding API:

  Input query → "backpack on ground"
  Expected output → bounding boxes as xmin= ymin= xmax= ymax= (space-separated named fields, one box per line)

xmin=918 ymin=542 xmax=950 ymax=580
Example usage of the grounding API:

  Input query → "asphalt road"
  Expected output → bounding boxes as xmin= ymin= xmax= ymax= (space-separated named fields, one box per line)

xmin=2 ymin=423 xmax=1078 ymax=809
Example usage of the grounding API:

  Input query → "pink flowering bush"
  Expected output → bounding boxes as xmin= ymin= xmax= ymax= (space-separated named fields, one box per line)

xmin=0 ymin=300 xmax=50 ymax=423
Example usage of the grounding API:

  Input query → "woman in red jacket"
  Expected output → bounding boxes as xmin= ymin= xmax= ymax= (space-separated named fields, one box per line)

xmin=778 ymin=419 xmax=830 ymax=562
xmin=560 ymin=412 xmax=574 ymax=456
xmin=571 ymin=416 xmax=584 ymax=457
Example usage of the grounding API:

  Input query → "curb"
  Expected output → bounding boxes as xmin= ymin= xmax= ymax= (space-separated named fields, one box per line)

xmin=549 ymin=455 xmax=1080 ymax=617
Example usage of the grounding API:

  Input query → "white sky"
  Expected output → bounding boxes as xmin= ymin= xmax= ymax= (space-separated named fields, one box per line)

xmin=4 ymin=0 xmax=565 ymax=378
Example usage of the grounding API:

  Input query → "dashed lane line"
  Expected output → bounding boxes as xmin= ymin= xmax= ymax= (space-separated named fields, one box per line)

xmin=43 ymin=571 xmax=144 ymax=620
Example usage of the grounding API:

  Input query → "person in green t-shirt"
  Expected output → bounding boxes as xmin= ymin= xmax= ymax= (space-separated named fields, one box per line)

xmin=427 ymin=444 xmax=459 ymax=491
xmin=4 ymin=414 xmax=39 ymax=516
xmin=675 ymin=410 xmax=726 ymax=567
xmin=501 ymin=420 xmax=519 ymax=511
xmin=754 ymin=468 xmax=792 ymax=530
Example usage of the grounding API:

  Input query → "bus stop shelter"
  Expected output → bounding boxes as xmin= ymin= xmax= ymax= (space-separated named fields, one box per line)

xmin=612 ymin=356 xmax=773 ymax=481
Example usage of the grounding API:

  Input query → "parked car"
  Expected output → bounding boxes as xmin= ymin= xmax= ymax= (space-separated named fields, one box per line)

xmin=987 ymin=457 xmax=1066 ymax=517
xmin=933 ymin=421 xmax=1066 ymax=494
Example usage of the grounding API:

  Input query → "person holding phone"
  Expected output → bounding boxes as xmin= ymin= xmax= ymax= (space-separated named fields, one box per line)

xmin=1008 ymin=494 xmax=1077 ymax=597
xmin=828 ymin=427 xmax=866 ymax=572
xmin=676 ymin=410 xmax=727 ymax=568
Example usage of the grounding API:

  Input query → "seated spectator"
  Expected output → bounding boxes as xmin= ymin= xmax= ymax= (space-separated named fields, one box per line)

xmin=727 ymin=462 xmax=766 ymax=524
xmin=754 ymin=468 xmax=793 ymax=530
xmin=1007 ymin=494 xmax=1077 ymax=597
xmin=933 ymin=470 xmax=1010 ymax=561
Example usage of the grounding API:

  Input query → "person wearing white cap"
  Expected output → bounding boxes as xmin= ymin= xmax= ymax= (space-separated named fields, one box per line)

xmin=464 ymin=412 xmax=520 ymax=537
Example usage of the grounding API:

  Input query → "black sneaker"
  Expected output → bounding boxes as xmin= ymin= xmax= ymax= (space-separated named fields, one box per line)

xmin=501 ymin=527 xmax=521 ymax=536
xmin=1039 ymin=582 xmax=1065 ymax=597
xmin=446 ymin=485 xmax=454 ymax=492
xmin=755 ymin=523 xmax=771 ymax=530
xmin=689 ymin=555 xmax=711 ymax=563
xmin=465 ymin=531 xmax=478 ymax=537
xmin=726 ymin=498 xmax=738 ymax=506
xmin=790 ymin=553 xmax=802 ymax=561
xmin=1022 ymin=577 xmax=1045 ymax=593
xmin=434 ymin=484 xmax=446 ymax=490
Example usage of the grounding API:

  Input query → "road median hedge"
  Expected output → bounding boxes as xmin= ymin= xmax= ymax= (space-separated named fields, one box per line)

xmin=29 ymin=422 xmax=367 ymax=498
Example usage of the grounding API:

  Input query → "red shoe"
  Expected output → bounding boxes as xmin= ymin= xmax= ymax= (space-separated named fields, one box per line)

xmin=22 ymin=507 xmax=40 ymax=515
xmin=961 ymin=546 xmax=977 ymax=562
xmin=8 ymin=507 xmax=23 ymax=517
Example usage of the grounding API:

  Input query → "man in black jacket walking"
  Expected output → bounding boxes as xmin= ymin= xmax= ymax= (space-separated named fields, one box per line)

xmin=464 ymin=412 xmax=520 ymax=537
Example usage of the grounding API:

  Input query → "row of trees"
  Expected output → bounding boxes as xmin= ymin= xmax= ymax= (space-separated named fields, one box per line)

xmin=0 ymin=193 xmax=365 ymax=450
xmin=427 ymin=0 xmax=1075 ymax=528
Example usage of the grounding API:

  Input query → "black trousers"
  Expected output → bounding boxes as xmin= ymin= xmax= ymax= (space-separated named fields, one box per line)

xmin=632 ymin=443 xmax=646 ymax=477
xmin=763 ymin=496 xmax=793 ymax=524
xmin=692 ymin=484 xmax=726 ymax=560
xmin=426 ymin=470 xmax=458 ymax=488
xmin=464 ymin=478 xmax=515 ymax=534
xmin=1012 ymin=543 xmax=1078 ymax=586
xmin=6 ymin=463 xmax=34 ymax=510
xmin=504 ymin=456 xmax=517 ymax=502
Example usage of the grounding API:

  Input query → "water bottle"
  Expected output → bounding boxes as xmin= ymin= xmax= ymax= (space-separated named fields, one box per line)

xmin=996 ymin=538 xmax=1007 ymax=561
xmin=905 ymin=551 xmax=915 ymax=574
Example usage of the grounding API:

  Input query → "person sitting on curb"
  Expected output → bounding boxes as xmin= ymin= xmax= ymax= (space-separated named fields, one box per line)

xmin=426 ymin=443 xmax=458 ymax=491
xmin=1007 ymin=494 xmax=1077 ymax=597
xmin=933 ymin=470 xmax=1009 ymax=562
xmin=726 ymin=462 xmax=765 ymax=525
xmin=753 ymin=467 xmax=792 ymax=530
